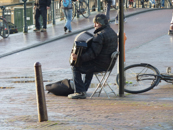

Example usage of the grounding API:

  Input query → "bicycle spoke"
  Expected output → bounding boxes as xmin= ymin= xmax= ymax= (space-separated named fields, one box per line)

xmin=80 ymin=0 xmax=90 ymax=18
xmin=116 ymin=64 xmax=160 ymax=94
xmin=125 ymin=66 xmax=157 ymax=92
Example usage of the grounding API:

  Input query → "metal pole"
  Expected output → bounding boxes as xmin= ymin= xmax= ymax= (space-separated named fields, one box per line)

xmin=118 ymin=0 xmax=124 ymax=97
xmin=34 ymin=62 xmax=48 ymax=122
xmin=77 ymin=1 xmax=80 ymax=18
xmin=97 ymin=0 xmax=101 ymax=12
xmin=52 ymin=0 xmax=56 ymax=25
xmin=1 ymin=6 xmax=6 ymax=38
xmin=88 ymin=0 xmax=90 ymax=16
xmin=22 ymin=0 xmax=28 ymax=33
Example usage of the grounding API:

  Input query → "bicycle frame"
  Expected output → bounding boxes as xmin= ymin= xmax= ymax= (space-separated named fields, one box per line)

xmin=72 ymin=0 xmax=89 ymax=19
xmin=136 ymin=72 xmax=173 ymax=85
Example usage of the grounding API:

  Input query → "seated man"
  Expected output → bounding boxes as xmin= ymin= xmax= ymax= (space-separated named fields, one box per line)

xmin=68 ymin=14 xmax=118 ymax=99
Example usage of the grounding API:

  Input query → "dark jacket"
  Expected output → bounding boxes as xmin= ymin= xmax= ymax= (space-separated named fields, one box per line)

xmin=81 ymin=25 xmax=117 ymax=70
xmin=105 ymin=0 xmax=112 ymax=3
xmin=35 ymin=0 xmax=51 ymax=7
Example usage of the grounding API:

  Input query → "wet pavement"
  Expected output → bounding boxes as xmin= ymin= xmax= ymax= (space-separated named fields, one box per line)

xmin=0 ymin=8 xmax=173 ymax=129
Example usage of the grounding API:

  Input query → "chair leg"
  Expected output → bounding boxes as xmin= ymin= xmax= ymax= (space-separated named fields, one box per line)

xmin=90 ymin=72 xmax=117 ymax=98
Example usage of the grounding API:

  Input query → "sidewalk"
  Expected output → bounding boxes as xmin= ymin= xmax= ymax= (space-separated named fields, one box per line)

xmin=0 ymin=8 xmax=161 ymax=58
xmin=0 ymin=8 xmax=173 ymax=129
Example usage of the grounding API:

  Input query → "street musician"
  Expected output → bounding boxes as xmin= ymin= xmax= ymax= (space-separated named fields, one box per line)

xmin=68 ymin=14 xmax=118 ymax=99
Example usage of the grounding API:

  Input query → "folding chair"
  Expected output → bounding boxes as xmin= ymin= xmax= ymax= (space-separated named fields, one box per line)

xmin=90 ymin=51 xmax=119 ymax=98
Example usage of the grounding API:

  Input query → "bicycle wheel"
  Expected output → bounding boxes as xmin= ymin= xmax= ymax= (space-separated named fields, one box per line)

xmin=79 ymin=0 xmax=90 ymax=18
xmin=72 ymin=2 xmax=76 ymax=21
xmin=116 ymin=63 xmax=160 ymax=94
xmin=0 ymin=18 xmax=9 ymax=38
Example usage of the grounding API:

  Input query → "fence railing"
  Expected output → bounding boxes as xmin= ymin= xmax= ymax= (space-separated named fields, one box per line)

xmin=0 ymin=0 xmax=172 ymax=33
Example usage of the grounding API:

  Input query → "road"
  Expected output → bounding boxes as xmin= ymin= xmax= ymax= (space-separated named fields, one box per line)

xmin=0 ymin=9 xmax=171 ymax=71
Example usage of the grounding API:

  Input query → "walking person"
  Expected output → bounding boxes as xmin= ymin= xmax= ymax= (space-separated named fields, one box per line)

xmin=68 ymin=14 xmax=118 ymax=99
xmin=61 ymin=0 xmax=73 ymax=34
xmin=104 ymin=0 xmax=112 ymax=21
xmin=149 ymin=0 xmax=155 ymax=8
xmin=34 ymin=0 xmax=51 ymax=32
xmin=115 ymin=9 xmax=126 ymax=24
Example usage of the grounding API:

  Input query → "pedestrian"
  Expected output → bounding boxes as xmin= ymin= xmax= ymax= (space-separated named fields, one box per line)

xmin=61 ymin=0 xmax=73 ymax=34
xmin=115 ymin=9 xmax=126 ymax=24
xmin=68 ymin=14 xmax=118 ymax=99
xmin=149 ymin=0 xmax=155 ymax=8
xmin=33 ymin=0 xmax=51 ymax=32
xmin=104 ymin=0 xmax=112 ymax=21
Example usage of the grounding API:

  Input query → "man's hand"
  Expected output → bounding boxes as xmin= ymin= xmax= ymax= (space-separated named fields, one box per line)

xmin=47 ymin=6 xmax=50 ymax=9
xmin=71 ymin=53 xmax=77 ymax=61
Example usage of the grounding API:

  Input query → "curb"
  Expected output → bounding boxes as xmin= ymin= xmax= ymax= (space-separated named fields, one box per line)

xmin=0 ymin=8 xmax=171 ymax=58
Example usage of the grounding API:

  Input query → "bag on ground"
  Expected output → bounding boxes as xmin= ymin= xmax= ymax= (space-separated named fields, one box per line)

xmin=45 ymin=79 xmax=74 ymax=96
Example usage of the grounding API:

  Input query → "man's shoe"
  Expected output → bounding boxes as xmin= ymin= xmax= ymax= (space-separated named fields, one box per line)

xmin=41 ymin=28 xmax=46 ymax=32
xmin=115 ymin=19 xmax=118 ymax=25
xmin=124 ymin=18 xmax=127 ymax=23
xmin=33 ymin=28 xmax=40 ymax=32
xmin=68 ymin=92 xmax=86 ymax=99
xmin=64 ymin=26 xmax=67 ymax=33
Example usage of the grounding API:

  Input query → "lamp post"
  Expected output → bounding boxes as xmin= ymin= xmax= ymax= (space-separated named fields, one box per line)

xmin=118 ymin=0 xmax=125 ymax=97
xmin=22 ymin=0 xmax=28 ymax=33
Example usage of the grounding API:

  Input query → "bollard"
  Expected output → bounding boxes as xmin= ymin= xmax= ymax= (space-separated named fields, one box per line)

xmin=168 ymin=13 xmax=173 ymax=35
xmin=34 ymin=62 xmax=48 ymax=122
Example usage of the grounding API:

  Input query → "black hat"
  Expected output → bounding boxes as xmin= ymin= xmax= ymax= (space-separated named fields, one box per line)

xmin=93 ymin=14 xmax=108 ymax=26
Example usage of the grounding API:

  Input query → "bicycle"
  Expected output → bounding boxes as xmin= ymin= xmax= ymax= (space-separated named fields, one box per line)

xmin=101 ymin=1 xmax=117 ymax=13
xmin=72 ymin=0 xmax=90 ymax=20
xmin=149 ymin=0 xmax=172 ymax=8
xmin=116 ymin=63 xmax=173 ymax=94
xmin=0 ymin=17 xmax=10 ymax=38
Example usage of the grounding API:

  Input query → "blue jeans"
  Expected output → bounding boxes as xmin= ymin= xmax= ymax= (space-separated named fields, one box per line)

xmin=63 ymin=9 xmax=72 ymax=31
xmin=150 ymin=0 xmax=155 ymax=5
xmin=115 ymin=10 xmax=125 ymax=20
xmin=72 ymin=62 xmax=104 ymax=93
xmin=161 ymin=0 xmax=165 ymax=7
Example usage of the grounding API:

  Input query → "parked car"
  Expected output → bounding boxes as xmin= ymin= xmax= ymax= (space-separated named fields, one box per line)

xmin=7 ymin=22 xmax=18 ymax=34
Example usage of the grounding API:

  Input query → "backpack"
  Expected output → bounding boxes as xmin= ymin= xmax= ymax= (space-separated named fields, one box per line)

xmin=45 ymin=79 xmax=74 ymax=96
xmin=63 ymin=0 xmax=71 ymax=7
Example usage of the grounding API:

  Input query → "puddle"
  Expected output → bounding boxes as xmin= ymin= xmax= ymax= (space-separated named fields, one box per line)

xmin=0 ymin=87 xmax=15 ymax=89
xmin=0 ymin=76 xmax=52 ymax=83
xmin=11 ymin=80 xmax=52 ymax=83
xmin=0 ymin=76 xmax=34 ymax=79
xmin=159 ymin=98 xmax=173 ymax=101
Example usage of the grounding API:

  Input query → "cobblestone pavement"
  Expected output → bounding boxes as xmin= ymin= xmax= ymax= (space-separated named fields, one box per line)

xmin=0 ymin=8 xmax=173 ymax=129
